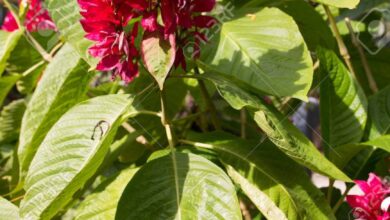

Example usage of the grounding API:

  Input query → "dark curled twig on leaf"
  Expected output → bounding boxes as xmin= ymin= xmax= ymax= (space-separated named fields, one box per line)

xmin=91 ymin=120 xmax=110 ymax=140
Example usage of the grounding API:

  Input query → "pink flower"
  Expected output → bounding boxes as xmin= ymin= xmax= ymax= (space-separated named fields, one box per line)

xmin=78 ymin=0 xmax=217 ymax=82
xmin=1 ymin=0 xmax=56 ymax=32
xmin=78 ymin=0 xmax=140 ymax=82
xmin=347 ymin=173 xmax=390 ymax=220
xmin=160 ymin=0 xmax=217 ymax=69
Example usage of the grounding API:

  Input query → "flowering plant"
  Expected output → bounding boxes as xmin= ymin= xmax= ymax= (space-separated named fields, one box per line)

xmin=0 ymin=0 xmax=389 ymax=219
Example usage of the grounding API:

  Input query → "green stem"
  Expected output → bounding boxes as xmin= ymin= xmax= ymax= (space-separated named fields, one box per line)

xmin=323 ymin=5 xmax=357 ymax=79
xmin=327 ymin=179 xmax=335 ymax=204
xmin=345 ymin=17 xmax=378 ymax=93
xmin=24 ymin=31 xmax=53 ymax=62
xmin=194 ymin=66 xmax=221 ymax=130
xmin=22 ymin=60 xmax=45 ymax=77
xmin=160 ymin=89 xmax=175 ymax=148
xmin=333 ymin=185 xmax=352 ymax=213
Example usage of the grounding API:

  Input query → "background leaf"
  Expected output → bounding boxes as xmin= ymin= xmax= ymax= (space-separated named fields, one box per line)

xmin=116 ymin=152 xmax=242 ymax=220
xmin=199 ymin=7 xmax=313 ymax=101
xmin=18 ymin=44 xmax=92 ymax=179
xmin=0 ymin=74 xmax=21 ymax=107
xmin=0 ymin=99 xmax=26 ymax=145
xmin=368 ymin=86 xmax=390 ymax=139
xmin=317 ymin=47 xmax=367 ymax=149
xmin=313 ymin=0 xmax=360 ymax=9
xmin=20 ymin=94 xmax=136 ymax=220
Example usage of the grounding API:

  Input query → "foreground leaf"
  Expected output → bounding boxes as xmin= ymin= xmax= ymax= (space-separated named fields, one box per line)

xmin=141 ymin=32 xmax=175 ymax=90
xmin=0 ymin=99 xmax=26 ymax=145
xmin=0 ymin=30 xmax=23 ymax=76
xmin=116 ymin=152 xmax=241 ymax=220
xmin=313 ymin=0 xmax=360 ymax=9
xmin=20 ymin=94 xmax=136 ymax=219
xmin=0 ymin=197 xmax=19 ymax=220
xmin=317 ymin=47 xmax=367 ymax=149
xmin=199 ymin=7 xmax=313 ymax=101
xmin=75 ymin=168 xmax=139 ymax=220
xmin=46 ymin=0 xmax=97 ymax=66
xmin=18 ymin=44 xmax=92 ymax=178
xmin=186 ymin=132 xmax=336 ymax=220
xmin=198 ymin=73 xmax=351 ymax=181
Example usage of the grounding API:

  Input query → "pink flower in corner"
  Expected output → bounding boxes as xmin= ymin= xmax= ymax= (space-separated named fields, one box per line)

xmin=1 ymin=0 xmax=56 ymax=32
xmin=347 ymin=173 xmax=390 ymax=220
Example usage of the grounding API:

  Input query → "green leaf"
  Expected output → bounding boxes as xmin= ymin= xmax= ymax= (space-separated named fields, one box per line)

xmin=330 ymin=135 xmax=390 ymax=168
xmin=45 ymin=0 xmax=97 ymax=66
xmin=0 ymin=30 xmax=23 ymax=76
xmin=75 ymin=168 xmax=138 ymax=220
xmin=186 ymin=132 xmax=336 ymax=220
xmin=18 ymin=44 xmax=93 ymax=179
xmin=241 ymin=0 xmax=335 ymax=50
xmin=6 ymin=34 xmax=51 ymax=94
xmin=199 ymin=7 xmax=313 ymax=101
xmin=116 ymin=152 xmax=241 ymax=220
xmin=0 ymin=197 xmax=19 ymax=220
xmin=313 ymin=0 xmax=360 ymax=9
xmin=368 ymin=86 xmax=390 ymax=139
xmin=197 ymin=72 xmax=351 ymax=181
xmin=0 ymin=74 xmax=21 ymax=107
xmin=20 ymin=94 xmax=137 ymax=220
xmin=317 ymin=47 xmax=367 ymax=148
xmin=0 ymin=99 xmax=26 ymax=145
xmin=141 ymin=32 xmax=176 ymax=90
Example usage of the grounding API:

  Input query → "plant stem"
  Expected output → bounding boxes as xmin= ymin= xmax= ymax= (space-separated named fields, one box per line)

xmin=194 ymin=66 xmax=221 ymax=130
xmin=345 ymin=17 xmax=378 ymax=93
xmin=327 ymin=179 xmax=335 ymax=203
xmin=24 ymin=31 xmax=53 ymax=62
xmin=22 ymin=60 xmax=45 ymax=77
xmin=323 ymin=5 xmax=357 ymax=79
xmin=160 ymin=88 xmax=175 ymax=148
xmin=333 ymin=185 xmax=352 ymax=213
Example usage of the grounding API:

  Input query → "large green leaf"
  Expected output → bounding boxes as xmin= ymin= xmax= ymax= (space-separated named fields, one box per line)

xmin=241 ymin=0 xmax=335 ymax=50
xmin=317 ymin=47 xmax=367 ymax=149
xmin=186 ymin=132 xmax=336 ymax=220
xmin=141 ymin=32 xmax=175 ymax=89
xmin=75 ymin=168 xmax=138 ymax=220
xmin=313 ymin=0 xmax=360 ymax=9
xmin=197 ymin=72 xmax=351 ymax=181
xmin=199 ymin=7 xmax=313 ymax=101
xmin=18 ymin=44 xmax=92 ymax=179
xmin=0 ymin=30 xmax=23 ymax=76
xmin=0 ymin=99 xmax=26 ymax=145
xmin=45 ymin=0 xmax=97 ymax=66
xmin=20 ymin=94 xmax=137 ymax=220
xmin=116 ymin=152 xmax=241 ymax=220
xmin=330 ymin=135 xmax=390 ymax=169
xmin=0 ymin=197 xmax=19 ymax=220
xmin=368 ymin=86 xmax=390 ymax=139
xmin=0 ymin=74 xmax=21 ymax=107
